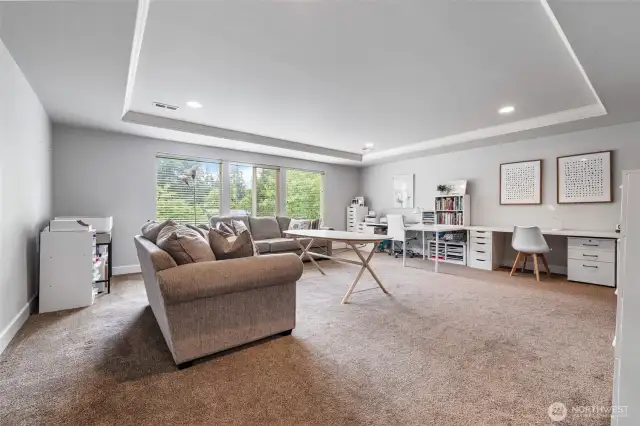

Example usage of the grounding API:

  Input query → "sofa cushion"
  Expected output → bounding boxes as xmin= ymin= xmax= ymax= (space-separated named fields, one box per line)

xmin=141 ymin=219 xmax=175 ymax=244
xmin=276 ymin=216 xmax=291 ymax=235
xmin=209 ymin=215 xmax=250 ymax=233
xmin=156 ymin=223 xmax=216 ymax=265
xmin=254 ymin=240 xmax=271 ymax=254
xmin=268 ymin=238 xmax=301 ymax=253
xmin=209 ymin=229 xmax=257 ymax=260
xmin=249 ymin=216 xmax=282 ymax=240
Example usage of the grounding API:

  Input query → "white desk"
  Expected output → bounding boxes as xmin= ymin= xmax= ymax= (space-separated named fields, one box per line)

xmin=465 ymin=225 xmax=619 ymax=240
xmin=403 ymin=224 xmax=619 ymax=284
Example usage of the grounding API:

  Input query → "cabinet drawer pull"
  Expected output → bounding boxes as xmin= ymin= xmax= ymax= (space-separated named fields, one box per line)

xmin=583 ymin=264 xmax=599 ymax=268
xmin=583 ymin=254 xmax=598 ymax=258
xmin=583 ymin=243 xmax=599 ymax=247
xmin=475 ymin=250 xmax=485 ymax=254
xmin=476 ymin=258 xmax=485 ymax=262
xmin=476 ymin=242 xmax=486 ymax=245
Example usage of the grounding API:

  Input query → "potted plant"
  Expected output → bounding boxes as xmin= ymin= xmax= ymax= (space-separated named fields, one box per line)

xmin=437 ymin=184 xmax=451 ymax=195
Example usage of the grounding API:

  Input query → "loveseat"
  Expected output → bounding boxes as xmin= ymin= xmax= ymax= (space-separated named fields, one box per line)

xmin=209 ymin=215 xmax=332 ymax=257
xmin=134 ymin=235 xmax=303 ymax=367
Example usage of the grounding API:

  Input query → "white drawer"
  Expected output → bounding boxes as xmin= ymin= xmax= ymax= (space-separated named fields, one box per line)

xmin=468 ymin=257 xmax=492 ymax=270
xmin=568 ymin=237 xmax=615 ymax=251
xmin=568 ymin=247 xmax=615 ymax=264
xmin=470 ymin=239 xmax=491 ymax=251
xmin=567 ymin=259 xmax=615 ymax=287
xmin=469 ymin=248 xmax=490 ymax=261
xmin=470 ymin=230 xmax=492 ymax=240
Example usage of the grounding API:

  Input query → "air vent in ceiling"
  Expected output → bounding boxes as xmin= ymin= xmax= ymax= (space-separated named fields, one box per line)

xmin=152 ymin=101 xmax=179 ymax=111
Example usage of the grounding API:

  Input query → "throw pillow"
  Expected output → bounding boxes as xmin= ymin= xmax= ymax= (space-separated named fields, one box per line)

xmin=141 ymin=219 xmax=175 ymax=244
xmin=232 ymin=219 xmax=249 ymax=235
xmin=157 ymin=223 xmax=216 ymax=265
xmin=209 ymin=229 xmax=257 ymax=260
xmin=185 ymin=223 xmax=210 ymax=240
xmin=248 ymin=216 xmax=282 ymax=240
xmin=215 ymin=221 xmax=236 ymax=236
xmin=310 ymin=218 xmax=320 ymax=230
xmin=288 ymin=219 xmax=312 ymax=230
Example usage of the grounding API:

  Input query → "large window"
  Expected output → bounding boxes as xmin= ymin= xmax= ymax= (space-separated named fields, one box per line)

xmin=286 ymin=169 xmax=324 ymax=219
xmin=156 ymin=155 xmax=221 ymax=224
xmin=156 ymin=156 xmax=323 ymax=222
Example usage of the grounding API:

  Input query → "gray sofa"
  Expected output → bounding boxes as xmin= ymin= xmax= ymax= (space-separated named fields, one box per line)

xmin=134 ymin=235 xmax=303 ymax=367
xmin=209 ymin=215 xmax=332 ymax=257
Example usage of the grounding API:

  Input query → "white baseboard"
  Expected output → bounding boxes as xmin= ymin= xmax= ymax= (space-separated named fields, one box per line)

xmin=113 ymin=264 xmax=141 ymax=275
xmin=0 ymin=294 xmax=36 ymax=356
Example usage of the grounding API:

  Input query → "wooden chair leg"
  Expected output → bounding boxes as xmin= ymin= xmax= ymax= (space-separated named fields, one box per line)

xmin=541 ymin=254 xmax=551 ymax=277
xmin=533 ymin=254 xmax=540 ymax=281
xmin=510 ymin=252 xmax=522 ymax=276
xmin=521 ymin=254 xmax=528 ymax=273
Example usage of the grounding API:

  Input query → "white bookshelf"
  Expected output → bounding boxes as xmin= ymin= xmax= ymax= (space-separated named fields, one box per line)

xmin=434 ymin=194 xmax=470 ymax=226
xmin=425 ymin=240 xmax=467 ymax=266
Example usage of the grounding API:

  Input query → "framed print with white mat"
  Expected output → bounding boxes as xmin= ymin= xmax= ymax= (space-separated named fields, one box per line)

xmin=557 ymin=151 xmax=612 ymax=204
xmin=500 ymin=160 xmax=542 ymax=205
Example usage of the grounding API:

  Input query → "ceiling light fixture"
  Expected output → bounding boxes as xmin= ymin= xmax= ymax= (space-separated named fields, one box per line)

xmin=186 ymin=101 xmax=203 ymax=108
xmin=498 ymin=105 xmax=515 ymax=115
xmin=362 ymin=143 xmax=374 ymax=152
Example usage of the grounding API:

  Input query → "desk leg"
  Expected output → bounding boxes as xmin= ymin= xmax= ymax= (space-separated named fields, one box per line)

xmin=403 ymin=237 xmax=406 ymax=267
xmin=422 ymin=230 xmax=425 ymax=260
xmin=434 ymin=231 xmax=440 ymax=273
xmin=296 ymin=238 xmax=326 ymax=275
xmin=342 ymin=244 xmax=386 ymax=304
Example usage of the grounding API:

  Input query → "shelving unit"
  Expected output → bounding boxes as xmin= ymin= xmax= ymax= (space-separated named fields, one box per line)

xmin=434 ymin=194 xmax=470 ymax=226
xmin=426 ymin=240 xmax=467 ymax=265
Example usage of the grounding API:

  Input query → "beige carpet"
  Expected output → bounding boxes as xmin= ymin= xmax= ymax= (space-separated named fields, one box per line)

xmin=0 ymin=251 xmax=615 ymax=425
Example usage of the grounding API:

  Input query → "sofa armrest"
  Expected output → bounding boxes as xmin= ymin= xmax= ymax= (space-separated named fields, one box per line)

xmin=156 ymin=253 xmax=303 ymax=305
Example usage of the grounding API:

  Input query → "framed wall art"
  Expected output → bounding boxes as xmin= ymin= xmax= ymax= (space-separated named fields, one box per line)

xmin=393 ymin=174 xmax=414 ymax=208
xmin=557 ymin=151 xmax=612 ymax=204
xmin=500 ymin=160 xmax=542 ymax=205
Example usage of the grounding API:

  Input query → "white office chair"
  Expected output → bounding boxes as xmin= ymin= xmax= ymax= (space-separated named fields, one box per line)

xmin=386 ymin=214 xmax=416 ymax=258
xmin=510 ymin=226 xmax=551 ymax=281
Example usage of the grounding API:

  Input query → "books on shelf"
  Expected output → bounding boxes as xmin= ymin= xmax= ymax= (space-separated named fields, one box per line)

xmin=436 ymin=211 xmax=463 ymax=225
xmin=435 ymin=196 xmax=463 ymax=211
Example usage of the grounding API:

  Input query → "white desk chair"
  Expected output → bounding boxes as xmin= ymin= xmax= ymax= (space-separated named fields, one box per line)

xmin=386 ymin=214 xmax=416 ymax=258
xmin=510 ymin=226 xmax=551 ymax=281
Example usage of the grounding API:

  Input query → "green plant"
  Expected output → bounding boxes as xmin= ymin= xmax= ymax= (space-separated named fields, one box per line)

xmin=437 ymin=184 xmax=451 ymax=193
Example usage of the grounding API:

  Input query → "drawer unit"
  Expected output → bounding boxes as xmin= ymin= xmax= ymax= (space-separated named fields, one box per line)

xmin=568 ymin=259 xmax=615 ymax=287
xmin=567 ymin=237 xmax=616 ymax=287
xmin=347 ymin=205 xmax=368 ymax=233
xmin=467 ymin=230 xmax=504 ymax=271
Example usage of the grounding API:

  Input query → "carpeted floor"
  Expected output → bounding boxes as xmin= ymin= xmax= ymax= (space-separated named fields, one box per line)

xmin=0 ymin=251 xmax=616 ymax=425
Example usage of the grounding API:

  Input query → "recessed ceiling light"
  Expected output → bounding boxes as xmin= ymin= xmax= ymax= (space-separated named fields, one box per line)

xmin=364 ymin=143 xmax=374 ymax=148
xmin=498 ymin=105 xmax=515 ymax=115
xmin=186 ymin=101 xmax=203 ymax=108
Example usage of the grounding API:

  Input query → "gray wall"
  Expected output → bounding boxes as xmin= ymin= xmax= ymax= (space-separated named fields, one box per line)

xmin=52 ymin=125 xmax=361 ymax=272
xmin=361 ymin=120 xmax=640 ymax=270
xmin=0 ymin=39 xmax=51 ymax=353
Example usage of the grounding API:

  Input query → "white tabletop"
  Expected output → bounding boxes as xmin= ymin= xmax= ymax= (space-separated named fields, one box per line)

xmin=405 ymin=224 xmax=466 ymax=232
xmin=284 ymin=229 xmax=391 ymax=242
xmin=404 ymin=224 xmax=619 ymax=239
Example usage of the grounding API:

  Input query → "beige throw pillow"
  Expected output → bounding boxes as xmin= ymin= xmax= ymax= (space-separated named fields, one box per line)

xmin=209 ymin=229 xmax=257 ymax=260
xmin=141 ymin=219 xmax=175 ymax=244
xmin=232 ymin=219 xmax=249 ymax=235
xmin=156 ymin=223 xmax=216 ymax=265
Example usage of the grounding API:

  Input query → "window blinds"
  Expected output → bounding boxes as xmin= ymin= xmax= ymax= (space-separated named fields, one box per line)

xmin=156 ymin=155 xmax=221 ymax=225
xmin=286 ymin=169 xmax=324 ymax=220
xmin=229 ymin=163 xmax=253 ymax=215
xmin=255 ymin=167 xmax=278 ymax=217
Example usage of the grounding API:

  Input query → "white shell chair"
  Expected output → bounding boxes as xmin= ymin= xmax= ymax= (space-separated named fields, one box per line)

xmin=510 ymin=226 xmax=551 ymax=281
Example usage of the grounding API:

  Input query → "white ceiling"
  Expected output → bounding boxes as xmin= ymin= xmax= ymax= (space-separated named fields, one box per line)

xmin=1 ymin=0 xmax=639 ymax=166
